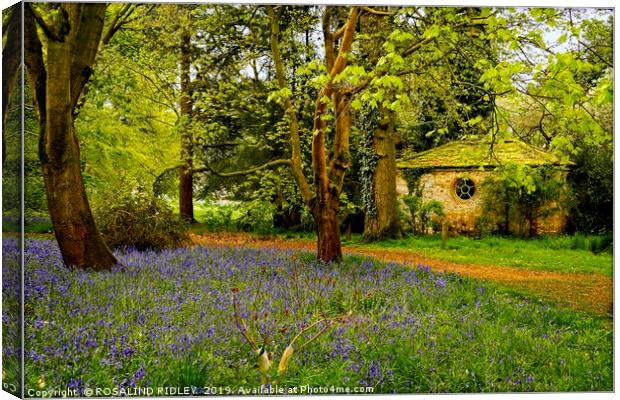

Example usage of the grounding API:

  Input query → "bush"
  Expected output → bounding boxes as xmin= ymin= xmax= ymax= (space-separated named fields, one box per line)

xmin=236 ymin=200 xmax=276 ymax=236
xmin=587 ymin=234 xmax=613 ymax=254
xmin=200 ymin=204 xmax=238 ymax=231
xmin=196 ymin=200 xmax=282 ymax=235
xmin=569 ymin=234 xmax=612 ymax=254
xmin=402 ymin=195 xmax=444 ymax=234
xmin=478 ymin=164 xmax=564 ymax=237
xmin=566 ymin=144 xmax=613 ymax=234
xmin=95 ymin=190 xmax=188 ymax=251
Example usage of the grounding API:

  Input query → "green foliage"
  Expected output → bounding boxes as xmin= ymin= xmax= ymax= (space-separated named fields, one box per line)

xmin=357 ymin=106 xmax=380 ymax=218
xmin=237 ymin=200 xmax=277 ymax=237
xmin=402 ymin=195 xmax=444 ymax=235
xmin=94 ymin=188 xmax=188 ymax=251
xmin=566 ymin=144 xmax=613 ymax=234
xmin=393 ymin=8 xmax=496 ymax=153
xmin=76 ymin=39 xmax=180 ymax=201
xmin=233 ymin=167 xmax=314 ymax=232
xmin=485 ymin=9 xmax=612 ymax=163
xmin=194 ymin=201 xmax=278 ymax=236
xmin=570 ymin=233 xmax=613 ymax=254
xmin=478 ymin=164 xmax=565 ymax=237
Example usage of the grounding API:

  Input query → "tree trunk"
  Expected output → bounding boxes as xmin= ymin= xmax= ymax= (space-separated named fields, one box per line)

xmin=364 ymin=111 xmax=401 ymax=241
xmin=267 ymin=6 xmax=359 ymax=263
xmin=179 ymin=32 xmax=196 ymax=223
xmin=2 ymin=5 xmax=21 ymax=164
xmin=41 ymin=126 xmax=117 ymax=271
xmin=315 ymin=195 xmax=342 ymax=263
xmin=25 ymin=3 xmax=117 ymax=270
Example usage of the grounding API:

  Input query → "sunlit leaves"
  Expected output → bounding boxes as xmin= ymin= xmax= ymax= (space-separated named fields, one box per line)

xmin=267 ymin=87 xmax=293 ymax=106
xmin=333 ymin=65 xmax=368 ymax=86
xmin=422 ymin=25 xmax=441 ymax=39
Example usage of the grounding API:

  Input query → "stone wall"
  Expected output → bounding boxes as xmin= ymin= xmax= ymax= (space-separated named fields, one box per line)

xmin=396 ymin=169 xmax=567 ymax=235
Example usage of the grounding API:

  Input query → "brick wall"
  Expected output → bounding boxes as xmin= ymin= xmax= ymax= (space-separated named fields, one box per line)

xmin=396 ymin=169 xmax=567 ymax=235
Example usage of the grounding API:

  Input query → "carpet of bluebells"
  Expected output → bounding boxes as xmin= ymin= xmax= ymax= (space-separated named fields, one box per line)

xmin=2 ymin=238 xmax=613 ymax=394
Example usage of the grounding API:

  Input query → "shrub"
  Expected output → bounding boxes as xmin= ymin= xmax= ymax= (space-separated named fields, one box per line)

xmin=95 ymin=189 xmax=188 ymax=250
xmin=197 ymin=202 xmax=276 ymax=234
xmin=570 ymin=234 xmax=587 ymax=251
xmin=402 ymin=195 xmax=444 ymax=234
xmin=568 ymin=234 xmax=612 ymax=254
xmin=587 ymin=234 xmax=613 ymax=254
xmin=200 ymin=204 xmax=238 ymax=231
xmin=566 ymin=144 xmax=613 ymax=234
xmin=478 ymin=164 xmax=564 ymax=237
xmin=236 ymin=200 xmax=276 ymax=237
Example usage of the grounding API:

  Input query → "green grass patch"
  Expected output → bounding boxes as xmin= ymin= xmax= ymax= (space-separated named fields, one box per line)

xmin=2 ymin=216 xmax=53 ymax=233
xmin=342 ymin=234 xmax=613 ymax=276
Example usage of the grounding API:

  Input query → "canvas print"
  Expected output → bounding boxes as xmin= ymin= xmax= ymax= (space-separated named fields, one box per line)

xmin=1 ymin=1 xmax=613 ymax=397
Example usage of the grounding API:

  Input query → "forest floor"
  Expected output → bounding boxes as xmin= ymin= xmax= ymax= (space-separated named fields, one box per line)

xmin=189 ymin=232 xmax=613 ymax=319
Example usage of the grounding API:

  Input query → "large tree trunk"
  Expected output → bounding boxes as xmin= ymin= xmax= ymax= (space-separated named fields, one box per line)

xmin=364 ymin=111 xmax=401 ymax=241
xmin=41 ymin=126 xmax=117 ymax=271
xmin=2 ymin=5 xmax=21 ymax=164
xmin=314 ymin=195 xmax=342 ymax=263
xmin=25 ymin=3 xmax=117 ymax=270
xmin=179 ymin=32 xmax=196 ymax=222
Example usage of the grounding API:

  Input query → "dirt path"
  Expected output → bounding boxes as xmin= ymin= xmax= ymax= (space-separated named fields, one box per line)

xmin=190 ymin=232 xmax=613 ymax=318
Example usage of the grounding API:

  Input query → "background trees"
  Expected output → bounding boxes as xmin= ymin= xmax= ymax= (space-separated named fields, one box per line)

xmin=9 ymin=4 xmax=613 ymax=267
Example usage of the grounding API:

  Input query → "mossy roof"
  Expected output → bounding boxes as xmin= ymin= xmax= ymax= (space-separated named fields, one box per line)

xmin=397 ymin=139 xmax=571 ymax=169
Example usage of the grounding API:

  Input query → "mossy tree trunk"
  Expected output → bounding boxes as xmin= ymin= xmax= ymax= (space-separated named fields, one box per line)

xmin=24 ymin=3 xmax=117 ymax=270
xmin=363 ymin=109 xmax=401 ymax=241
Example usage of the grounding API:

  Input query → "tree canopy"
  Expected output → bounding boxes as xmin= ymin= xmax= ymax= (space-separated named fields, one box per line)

xmin=7 ymin=3 xmax=613 ymax=267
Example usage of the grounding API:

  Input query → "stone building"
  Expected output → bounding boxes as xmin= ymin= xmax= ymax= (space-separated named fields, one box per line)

xmin=396 ymin=139 xmax=572 ymax=235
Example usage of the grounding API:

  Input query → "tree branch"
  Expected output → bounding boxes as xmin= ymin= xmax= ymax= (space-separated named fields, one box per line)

xmin=102 ymin=3 xmax=137 ymax=45
xmin=201 ymin=142 xmax=240 ymax=149
xmin=192 ymin=158 xmax=291 ymax=177
xmin=577 ymin=40 xmax=613 ymax=69
xmin=267 ymin=5 xmax=313 ymax=204
xmin=361 ymin=7 xmax=396 ymax=16
xmin=312 ymin=7 xmax=359 ymax=202
xmin=69 ymin=3 xmax=108 ymax=108
xmin=322 ymin=7 xmax=335 ymax=72
xmin=333 ymin=24 xmax=346 ymax=40
xmin=401 ymin=36 xmax=434 ymax=58
xmin=26 ymin=3 xmax=68 ymax=42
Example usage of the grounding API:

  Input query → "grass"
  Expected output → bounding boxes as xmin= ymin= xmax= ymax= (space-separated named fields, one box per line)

xmin=2 ymin=216 xmax=53 ymax=234
xmin=344 ymin=234 xmax=613 ymax=276
xmin=4 ymin=238 xmax=612 ymax=394
xmin=274 ymin=231 xmax=614 ymax=277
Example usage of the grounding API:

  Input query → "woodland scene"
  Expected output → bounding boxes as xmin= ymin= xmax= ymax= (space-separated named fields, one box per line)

xmin=1 ymin=1 xmax=613 ymax=396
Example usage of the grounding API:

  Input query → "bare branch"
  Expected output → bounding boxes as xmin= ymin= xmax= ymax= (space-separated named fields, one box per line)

xmin=232 ymin=291 xmax=259 ymax=352
xmin=192 ymin=158 xmax=291 ymax=177
xmin=577 ymin=40 xmax=613 ymax=69
xmin=361 ymin=6 xmax=396 ymax=16
xmin=333 ymin=24 xmax=346 ymax=40
xmin=201 ymin=142 xmax=240 ymax=149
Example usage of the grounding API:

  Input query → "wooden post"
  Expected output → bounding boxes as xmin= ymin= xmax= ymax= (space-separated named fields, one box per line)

xmin=441 ymin=219 xmax=448 ymax=250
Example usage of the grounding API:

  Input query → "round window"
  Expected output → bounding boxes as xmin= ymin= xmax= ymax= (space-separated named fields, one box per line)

xmin=455 ymin=178 xmax=475 ymax=200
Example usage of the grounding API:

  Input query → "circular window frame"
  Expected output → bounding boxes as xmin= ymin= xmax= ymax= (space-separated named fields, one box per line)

xmin=453 ymin=177 xmax=476 ymax=201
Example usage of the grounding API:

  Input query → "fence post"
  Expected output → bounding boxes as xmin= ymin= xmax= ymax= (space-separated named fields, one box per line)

xmin=441 ymin=219 xmax=448 ymax=250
